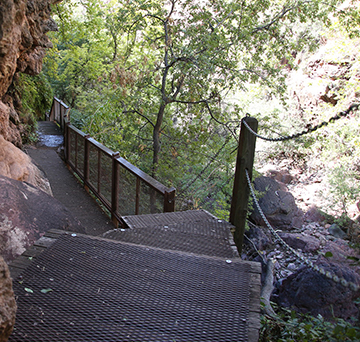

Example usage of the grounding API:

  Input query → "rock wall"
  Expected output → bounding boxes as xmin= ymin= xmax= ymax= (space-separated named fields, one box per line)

xmin=0 ymin=0 xmax=60 ymax=147
xmin=0 ymin=136 xmax=52 ymax=195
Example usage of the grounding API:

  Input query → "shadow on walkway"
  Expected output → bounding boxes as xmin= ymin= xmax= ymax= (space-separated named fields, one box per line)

xmin=26 ymin=122 xmax=112 ymax=236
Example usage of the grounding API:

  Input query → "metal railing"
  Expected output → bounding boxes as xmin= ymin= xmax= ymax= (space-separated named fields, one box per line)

xmin=49 ymin=97 xmax=70 ymax=131
xmin=49 ymin=97 xmax=175 ymax=226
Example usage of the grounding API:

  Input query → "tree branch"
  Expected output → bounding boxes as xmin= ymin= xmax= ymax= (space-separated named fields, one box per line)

xmin=252 ymin=1 xmax=312 ymax=33
xmin=123 ymin=109 xmax=155 ymax=128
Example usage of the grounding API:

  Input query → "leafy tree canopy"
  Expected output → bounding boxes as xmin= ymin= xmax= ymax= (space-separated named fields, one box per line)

xmin=44 ymin=0 xmax=356 ymax=216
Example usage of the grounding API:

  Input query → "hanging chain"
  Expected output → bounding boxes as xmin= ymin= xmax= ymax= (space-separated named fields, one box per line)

xmin=245 ymin=169 xmax=359 ymax=292
xmin=243 ymin=103 xmax=360 ymax=141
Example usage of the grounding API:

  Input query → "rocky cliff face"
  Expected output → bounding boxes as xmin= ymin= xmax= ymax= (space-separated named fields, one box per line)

xmin=0 ymin=0 xmax=60 ymax=147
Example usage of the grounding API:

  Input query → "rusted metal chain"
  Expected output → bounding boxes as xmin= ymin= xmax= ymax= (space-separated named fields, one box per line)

xmin=245 ymin=168 xmax=359 ymax=292
xmin=243 ymin=103 xmax=360 ymax=141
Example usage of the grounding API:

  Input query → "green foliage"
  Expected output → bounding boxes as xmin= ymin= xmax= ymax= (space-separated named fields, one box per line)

xmin=15 ymin=73 xmax=53 ymax=120
xmin=13 ymin=73 xmax=53 ymax=143
xmin=43 ymin=0 xmax=355 ymax=218
xmin=328 ymin=166 xmax=359 ymax=215
xmin=246 ymin=13 xmax=360 ymax=218
xmin=260 ymin=305 xmax=360 ymax=342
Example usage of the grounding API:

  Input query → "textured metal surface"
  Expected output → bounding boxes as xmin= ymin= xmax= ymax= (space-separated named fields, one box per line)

xmin=122 ymin=209 xmax=217 ymax=228
xmin=104 ymin=220 xmax=237 ymax=258
xmin=10 ymin=235 xmax=250 ymax=342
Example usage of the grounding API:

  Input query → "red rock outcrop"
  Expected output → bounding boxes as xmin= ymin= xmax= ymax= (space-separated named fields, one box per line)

xmin=0 ymin=256 xmax=16 ymax=342
xmin=0 ymin=135 xmax=52 ymax=195
xmin=0 ymin=0 xmax=60 ymax=146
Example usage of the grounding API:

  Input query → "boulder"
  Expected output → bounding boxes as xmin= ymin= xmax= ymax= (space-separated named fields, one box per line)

xmin=328 ymin=223 xmax=347 ymax=239
xmin=0 ymin=256 xmax=16 ymax=342
xmin=273 ymin=261 xmax=360 ymax=320
xmin=322 ymin=240 xmax=360 ymax=270
xmin=304 ymin=206 xmax=326 ymax=223
xmin=278 ymin=232 xmax=321 ymax=253
xmin=0 ymin=175 xmax=85 ymax=263
xmin=250 ymin=176 xmax=304 ymax=230
xmin=0 ymin=136 xmax=52 ymax=195
xmin=267 ymin=169 xmax=294 ymax=184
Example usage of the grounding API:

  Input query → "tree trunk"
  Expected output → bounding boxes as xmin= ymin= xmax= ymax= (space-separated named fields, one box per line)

xmin=152 ymin=101 xmax=166 ymax=178
xmin=261 ymin=259 xmax=276 ymax=317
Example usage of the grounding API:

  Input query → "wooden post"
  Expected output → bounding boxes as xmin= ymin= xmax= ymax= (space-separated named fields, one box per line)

xmin=164 ymin=187 xmax=176 ymax=212
xmin=111 ymin=152 xmax=120 ymax=227
xmin=83 ymin=135 xmax=91 ymax=192
xmin=230 ymin=116 xmax=258 ymax=254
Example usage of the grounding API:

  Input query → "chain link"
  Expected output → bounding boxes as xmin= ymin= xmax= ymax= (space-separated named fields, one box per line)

xmin=243 ymin=103 xmax=360 ymax=141
xmin=245 ymin=169 xmax=359 ymax=292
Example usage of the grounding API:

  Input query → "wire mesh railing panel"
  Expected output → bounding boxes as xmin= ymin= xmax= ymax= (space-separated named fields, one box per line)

xmin=139 ymin=181 xmax=163 ymax=214
xmin=68 ymin=128 xmax=77 ymax=167
xmin=117 ymin=167 xmax=137 ymax=216
xmin=88 ymin=143 xmax=100 ymax=193
xmin=99 ymin=151 xmax=112 ymax=206
xmin=50 ymin=97 xmax=176 ymax=226
xmin=76 ymin=135 xmax=85 ymax=178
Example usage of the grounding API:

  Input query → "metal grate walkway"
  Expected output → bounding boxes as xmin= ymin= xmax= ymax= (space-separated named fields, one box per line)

xmin=122 ymin=209 xmax=219 ymax=228
xmin=105 ymin=210 xmax=238 ymax=258
xmin=9 ymin=232 xmax=260 ymax=342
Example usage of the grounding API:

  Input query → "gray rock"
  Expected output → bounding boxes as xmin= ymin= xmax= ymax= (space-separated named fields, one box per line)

xmin=328 ymin=224 xmax=347 ymax=239
xmin=272 ymin=261 xmax=360 ymax=320
xmin=287 ymin=263 xmax=297 ymax=271
xmin=250 ymin=176 xmax=304 ymax=230
xmin=304 ymin=206 xmax=326 ymax=223
xmin=245 ymin=225 xmax=272 ymax=251
xmin=279 ymin=232 xmax=321 ymax=253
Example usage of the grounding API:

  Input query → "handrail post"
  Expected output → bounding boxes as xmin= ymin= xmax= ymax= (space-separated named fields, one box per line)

xmin=83 ymin=135 xmax=91 ymax=192
xmin=111 ymin=152 xmax=120 ymax=227
xmin=164 ymin=187 xmax=176 ymax=212
xmin=230 ymin=116 xmax=258 ymax=254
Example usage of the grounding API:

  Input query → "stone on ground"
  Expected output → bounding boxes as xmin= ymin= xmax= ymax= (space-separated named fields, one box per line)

xmin=273 ymin=261 xmax=360 ymax=320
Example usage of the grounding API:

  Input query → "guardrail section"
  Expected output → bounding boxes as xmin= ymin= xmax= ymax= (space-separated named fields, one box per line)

xmin=51 ymin=97 xmax=175 ymax=226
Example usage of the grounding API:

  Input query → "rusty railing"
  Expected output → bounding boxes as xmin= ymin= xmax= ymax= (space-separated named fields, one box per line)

xmin=49 ymin=97 xmax=176 ymax=226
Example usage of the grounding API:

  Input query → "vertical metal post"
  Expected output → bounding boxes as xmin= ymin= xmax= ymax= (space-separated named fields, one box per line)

xmin=111 ymin=152 xmax=120 ymax=227
xmin=164 ymin=187 xmax=176 ymax=212
xmin=229 ymin=116 xmax=258 ymax=253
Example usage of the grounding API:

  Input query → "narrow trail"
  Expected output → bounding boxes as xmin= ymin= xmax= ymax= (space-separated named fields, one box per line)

xmin=26 ymin=121 xmax=112 ymax=236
